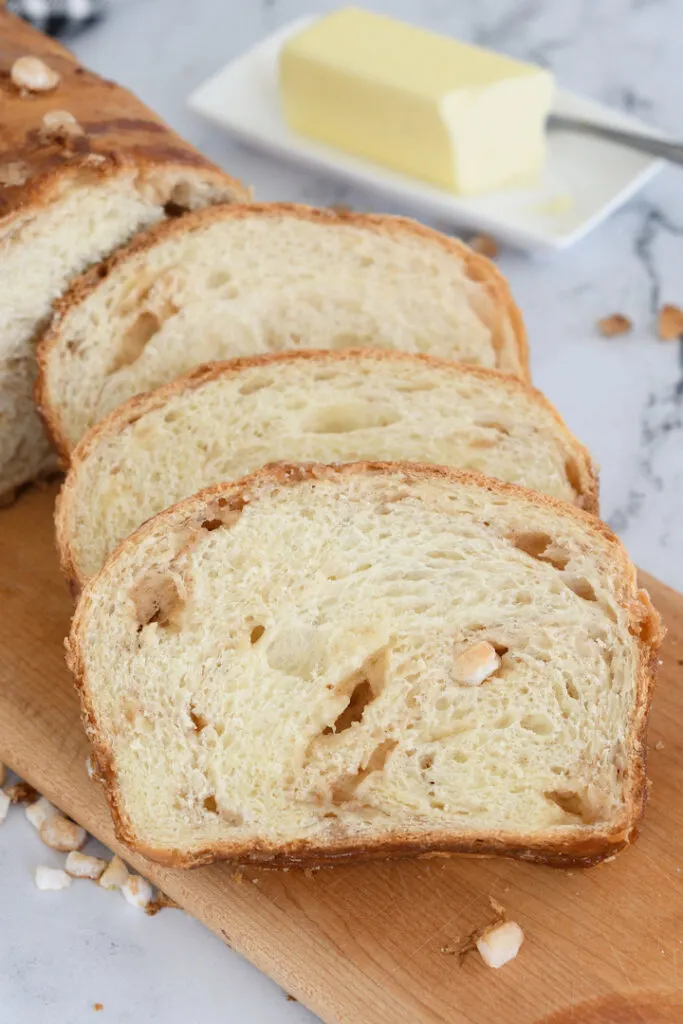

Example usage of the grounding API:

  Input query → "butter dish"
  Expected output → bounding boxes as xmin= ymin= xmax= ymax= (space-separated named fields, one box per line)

xmin=188 ymin=17 xmax=663 ymax=251
xmin=279 ymin=9 xmax=554 ymax=196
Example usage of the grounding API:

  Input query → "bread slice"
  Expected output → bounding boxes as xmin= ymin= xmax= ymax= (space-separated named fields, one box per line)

xmin=36 ymin=203 xmax=528 ymax=458
xmin=67 ymin=462 xmax=661 ymax=869
xmin=57 ymin=349 xmax=597 ymax=589
xmin=0 ymin=9 xmax=248 ymax=501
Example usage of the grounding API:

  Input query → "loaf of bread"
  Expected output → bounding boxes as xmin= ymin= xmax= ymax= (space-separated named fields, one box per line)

xmin=0 ymin=9 xmax=248 ymax=500
xmin=36 ymin=203 xmax=528 ymax=458
xmin=67 ymin=462 xmax=660 ymax=869
xmin=56 ymin=349 xmax=597 ymax=588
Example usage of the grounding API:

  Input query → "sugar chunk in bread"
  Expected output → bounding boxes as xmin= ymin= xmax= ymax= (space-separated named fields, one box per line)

xmin=37 ymin=203 xmax=527 ymax=457
xmin=67 ymin=463 xmax=661 ymax=869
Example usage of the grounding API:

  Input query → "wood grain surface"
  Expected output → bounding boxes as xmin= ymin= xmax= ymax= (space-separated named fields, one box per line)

xmin=1 ymin=483 xmax=681 ymax=1024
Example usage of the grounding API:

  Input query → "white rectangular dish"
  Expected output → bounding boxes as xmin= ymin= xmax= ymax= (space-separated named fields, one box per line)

xmin=188 ymin=17 xmax=663 ymax=251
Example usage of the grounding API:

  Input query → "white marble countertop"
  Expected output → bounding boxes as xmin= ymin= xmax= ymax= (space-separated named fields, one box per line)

xmin=3 ymin=1 xmax=683 ymax=1021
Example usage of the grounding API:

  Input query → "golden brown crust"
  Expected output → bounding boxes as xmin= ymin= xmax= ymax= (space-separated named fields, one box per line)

xmin=55 ymin=347 xmax=598 ymax=594
xmin=0 ymin=9 xmax=247 ymax=229
xmin=67 ymin=461 xmax=661 ymax=871
xmin=36 ymin=202 xmax=529 ymax=458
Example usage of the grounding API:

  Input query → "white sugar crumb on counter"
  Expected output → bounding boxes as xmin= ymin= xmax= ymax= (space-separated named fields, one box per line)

xmin=35 ymin=866 xmax=72 ymax=891
xmin=122 ymin=874 xmax=154 ymax=910
xmin=99 ymin=855 xmax=129 ymax=891
xmin=39 ymin=814 xmax=86 ymax=852
xmin=476 ymin=920 xmax=524 ymax=968
xmin=25 ymin=796 xmax=58 ymax=830
xmin=0 ymin=788 xmax=10 ymax=824
xmin=65 ymin=851 xmax=107 ymax=880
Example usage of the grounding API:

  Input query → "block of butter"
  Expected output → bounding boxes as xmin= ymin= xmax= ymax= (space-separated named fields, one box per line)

xmin=279 ymin=8 xmax=554 ymax=196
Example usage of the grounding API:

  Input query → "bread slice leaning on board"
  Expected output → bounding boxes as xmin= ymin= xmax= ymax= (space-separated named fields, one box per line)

xmin=36 ymin=203 xmax=528 ymax=459
xmin=56 ymin=349 xmax=597 ymax=590
xmin=67 ymin=461 xmax=661 ymax=869
xmin=0 ymin=9 xmax=248 ymax=502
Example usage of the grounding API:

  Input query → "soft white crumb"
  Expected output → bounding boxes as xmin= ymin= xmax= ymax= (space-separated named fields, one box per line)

xmin=476 ymin=920 xmax=524 ymax=969
xmin=0 ymin=789 xmax=10 ymax=824
xmin=35 ymin=866 xmax=72 ymax=891
xmin=39 ymin=814 xmax=86 ymax=852
xmin=25 ymin=797 xmax=58 ymax=830
xmin=122 ymin=874 xmax=153 ymax=909
xmin=65 ymin=851 xmax=107 ymax=880
xmin=99 ymin=855 xmax=129 ymax=891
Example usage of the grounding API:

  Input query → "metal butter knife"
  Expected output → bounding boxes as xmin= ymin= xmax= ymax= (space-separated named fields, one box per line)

xmin=548 ymin=112 xmax=683 ymax=166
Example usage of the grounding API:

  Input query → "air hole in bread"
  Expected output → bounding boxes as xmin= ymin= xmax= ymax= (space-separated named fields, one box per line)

xmin=520 ymin=714 xmax=554 ymax=736
xmin=419 ymin=754 xmax=434 ymax=771
xmin=509 ymin=531 xmax=568 ymax=569
xmin=163 ymin=201 xmax=186 ymax=217
xmin=565 ymin=456 xmax=583 ymax=495
xmin=323 ymin=648 xmax=388 ymax=735
xmin=201 ymin=518 xmax=223 ymax=532
xmin=453 ymin=751 xmax=468 ymax=763
xmin=495 ymin=713 xmax=515 ymax=729
xmin=132 ymin=572 xmax=185 ymax=630
xmin=563 ymin=575 xmax=597 ymax=602
xmin=163 ymin=181 xmax=195 ymax=216
xmin=329 ymin=679 xmax=374 ymax=734
xmin=511 ymin=531 xmax=553 ymax=558
xmin=330 ymin=739 xmax=397 ymax=805
xmin=238 ymin=375 xmax=274 ymax=396
xmin=189 ymin=704 xmax=208 ymax=732
xmin=203 ymin=795 xmax=218 ymax=813
xmin=476 ymin=420 xmax=511 ymax=436
xmin=216 ymin=495 xmax=248 ymax=512
xmin=545 ymin=789 xmax=598 ymax=823
xmin=304 ymin=403 xmax=401 ymax=435
xmin=393 ymin=381 xmax=438 ymax=393
xmin=250 ymin=624 xmax=265 ymax=645
xmin=111 ymin=311 xmax=160 ymax=372
xmin=565 ymin=679 xmax=580 ymax=700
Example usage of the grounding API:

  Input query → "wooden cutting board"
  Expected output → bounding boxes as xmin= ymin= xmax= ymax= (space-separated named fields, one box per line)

xmin=1 ymin=483 xmax=682 ymax=1024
